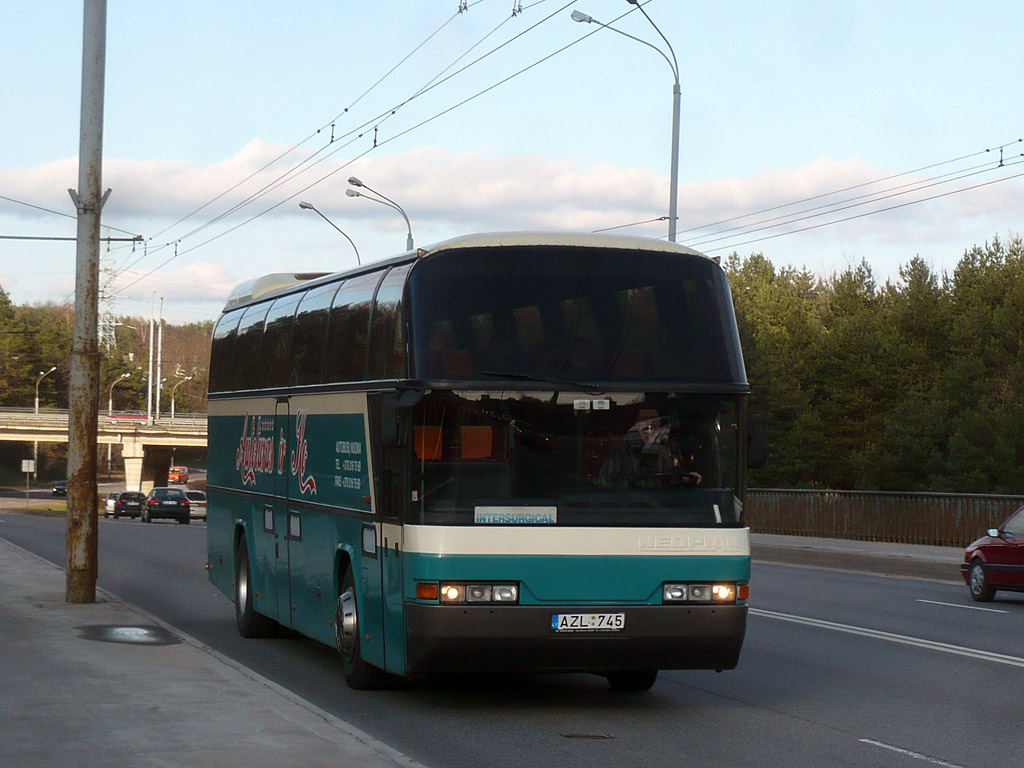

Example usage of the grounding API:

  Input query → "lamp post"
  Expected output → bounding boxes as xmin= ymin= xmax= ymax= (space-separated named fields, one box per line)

xmin=572 ymin=4 xmax=680 ymax=242
xmin=106 ymin=372 xmax=130 ymax=475
xmin=298 ymin=201 xmax=361 ymax=265
xmin=33 ymin=366 xmax=57 ymax=483
xmin=346 ymin=177 xmax=414 ymax=251
xmin=170 ymin=375 xmax=192 ymax=420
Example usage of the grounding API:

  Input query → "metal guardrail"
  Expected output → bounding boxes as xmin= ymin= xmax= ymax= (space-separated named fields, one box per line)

xmin=747 ymin=489 xmax=1024 ymax=548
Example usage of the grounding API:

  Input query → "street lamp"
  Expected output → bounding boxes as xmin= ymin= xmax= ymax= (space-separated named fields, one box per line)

xmin=107 ymin=372 xmax=131 ymax=415
xmin=170 ymin=375 xmax=193 ymax=420
xmin=299 ymin=201 xmax=361 ymax=265
xmin=35 ymin=366 xmax=57 ymax=415
xmin=346 ymin=177 xmax=414 ymax=251
xmin=33 ymin=366 xmax=56 ymax=483
xmin=107 ymin=372 xmax=130 ymax=476
xmin=572 ymin=4 xmax=681 ymax=242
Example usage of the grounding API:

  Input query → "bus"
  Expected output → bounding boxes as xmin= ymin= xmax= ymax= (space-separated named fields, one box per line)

xmin=206 ymin=232 xmax=762 ymax=691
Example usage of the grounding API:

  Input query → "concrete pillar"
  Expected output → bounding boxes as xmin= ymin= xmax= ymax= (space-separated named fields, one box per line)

xmin=122 ymin=438 xmax=145 ymax=492
xmin=142 ymin=445 xmax=172 ymax=494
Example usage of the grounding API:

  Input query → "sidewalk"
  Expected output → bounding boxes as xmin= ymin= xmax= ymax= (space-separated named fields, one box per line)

xmin=0 ymin=537 xmax=424 ymax=768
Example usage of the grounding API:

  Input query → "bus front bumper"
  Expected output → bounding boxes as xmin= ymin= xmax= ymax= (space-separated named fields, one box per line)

xmin=404 ymin=603 xmax=746 ymax=675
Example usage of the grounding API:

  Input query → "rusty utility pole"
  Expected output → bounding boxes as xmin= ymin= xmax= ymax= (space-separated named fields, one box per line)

xmin=67 ymin=0 xmax=108 ymax=603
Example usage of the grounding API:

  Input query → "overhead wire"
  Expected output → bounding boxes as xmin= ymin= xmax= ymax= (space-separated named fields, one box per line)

xmin=686 ymin=153 xmax=1023 ymax=250
xmin=689 ymin=156 xmax=1024 ymax=254
xmin=114 ymin=0 xmax=584 ymax=294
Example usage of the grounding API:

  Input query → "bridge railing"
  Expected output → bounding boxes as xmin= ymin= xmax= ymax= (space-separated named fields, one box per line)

xmin=747 ymin=489 xmax=1024 ymax=548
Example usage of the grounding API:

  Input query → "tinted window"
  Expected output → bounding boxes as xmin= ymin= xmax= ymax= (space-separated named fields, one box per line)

xmin=291 ymin=281 xmax=341 ymax=386
xmin=367 ymin=265 xmax=410 ymax=380
xmin=233 ymin=303 xmax=272 ymax=391
xmin=409 ymin=246 xmax=744 ymax=385
xmin=323 ymin=271 xmax=383 ymax=382
xmin=261 ymin=292 xmax=303 ymax=388
xmin=209 ymin=309 xmax=243 ymax=392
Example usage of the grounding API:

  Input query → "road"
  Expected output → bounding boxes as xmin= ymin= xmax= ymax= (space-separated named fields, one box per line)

xmin=2 ymin=513 xmax=1022 ymax=768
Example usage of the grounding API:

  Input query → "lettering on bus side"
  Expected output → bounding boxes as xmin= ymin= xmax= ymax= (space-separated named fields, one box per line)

xmin=290 ymin=409 xmax=317 ymax=496
xmin=236 ymin=413 xmax=276 ymax=486
xmin=637 ymin=534 xmax=740 ymax=552
xmin=334 ymin=439 xmax=364 ymax=492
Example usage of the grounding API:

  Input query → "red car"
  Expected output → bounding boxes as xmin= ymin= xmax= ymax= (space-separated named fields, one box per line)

xmin=961 ymin=506 xmax=1024 ymax=601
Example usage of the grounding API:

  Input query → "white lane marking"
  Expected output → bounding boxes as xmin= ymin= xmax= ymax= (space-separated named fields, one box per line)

xmin=916 ymin=598 xmax=1007 ymax=614
xmin=750 ymin=608 xmax=1024 ymax=668
xmin=860 ymin=739 xmax=967 ymax=768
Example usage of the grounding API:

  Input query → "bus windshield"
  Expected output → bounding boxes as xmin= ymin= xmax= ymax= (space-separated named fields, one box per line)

xmin=410 ymin=391 xmax=742 ymax=527
xmin=408 ymin=245 xmax=744 ymax=386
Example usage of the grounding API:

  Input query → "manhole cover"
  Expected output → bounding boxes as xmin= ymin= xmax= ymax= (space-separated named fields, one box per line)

xmin=76 ymin=624 xmax=182 ymax=646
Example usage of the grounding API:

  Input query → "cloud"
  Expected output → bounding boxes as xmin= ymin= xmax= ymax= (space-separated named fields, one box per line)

xmin=3 ymin=142 xmax=1021 ymax=301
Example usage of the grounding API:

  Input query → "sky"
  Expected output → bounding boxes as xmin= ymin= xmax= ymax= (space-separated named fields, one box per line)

xmin=2 ymin=1 xmax=1023 ymax=324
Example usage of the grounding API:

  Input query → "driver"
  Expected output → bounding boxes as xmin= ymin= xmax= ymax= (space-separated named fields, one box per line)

xmin=599 ymin=411 xmax=702 ymax=489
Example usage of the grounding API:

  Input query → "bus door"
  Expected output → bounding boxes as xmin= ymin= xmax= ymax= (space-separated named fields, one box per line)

xmin=272 ymin=399 xmax=293 ymax=625
xmin=373 ymin=392 xmax=410 ymax=673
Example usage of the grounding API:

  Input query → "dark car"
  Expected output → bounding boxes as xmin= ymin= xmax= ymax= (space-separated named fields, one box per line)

xmin=143 ymin=487 xmax=191 ymax=524
xmin=961 ymin=506 xmax=1024 ymax=601
xmin=52 ymin=481 xmax=67 ymax=496
xmin=112 ymin=491 xmax=146 ymax=520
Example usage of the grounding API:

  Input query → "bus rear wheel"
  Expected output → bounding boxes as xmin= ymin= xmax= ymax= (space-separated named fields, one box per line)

xmin=336 ymin=565 xmax=387 ymax=690
xmin=234 ymin=541 xmax=277 ymax=638
xmin=606 ymin=670 xmax=658 ymax=691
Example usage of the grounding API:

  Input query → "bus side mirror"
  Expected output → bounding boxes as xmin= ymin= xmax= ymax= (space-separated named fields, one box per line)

xmin=747 ymin=419 xmax=767 ymax=469
xmin=381 ymin=389 xmax=423 ymax=448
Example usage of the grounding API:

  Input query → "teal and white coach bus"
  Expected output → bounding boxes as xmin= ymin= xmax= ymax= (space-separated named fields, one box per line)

xmin=206 ymin=232 xmax=763 ymax=691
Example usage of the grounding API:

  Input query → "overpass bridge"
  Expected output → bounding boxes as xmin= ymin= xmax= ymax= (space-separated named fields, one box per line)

xmin=0 ymin=409 xmax=207 ymax=493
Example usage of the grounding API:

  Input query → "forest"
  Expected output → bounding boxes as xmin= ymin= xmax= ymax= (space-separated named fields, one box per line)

xmin=728 ymin=235 xmax=1023 ymax=494
xmin=1 ymin=234 xmax=1022 ymax=494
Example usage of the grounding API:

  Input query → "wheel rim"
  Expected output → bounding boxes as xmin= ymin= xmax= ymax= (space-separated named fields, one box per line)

xmin=970 ymin=563 xmax=986 ymax=595
xmin=236 ymin=556 xmax=249 ymax=608
xmin=336 ymin=588 xmax=358 ymax=660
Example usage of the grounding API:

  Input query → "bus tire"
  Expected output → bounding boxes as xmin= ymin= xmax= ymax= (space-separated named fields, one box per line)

xmin=606 ymin=670 xmax=658 ymax=692
xmin=336 ymin=565 xmax=387 ymax=690
xmin=234 ymin=541 xmax=277 ymax=638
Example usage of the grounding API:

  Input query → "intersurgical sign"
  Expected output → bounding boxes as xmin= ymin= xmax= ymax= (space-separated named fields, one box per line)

xmin=236 ymin=411 xmax=317 ymax=496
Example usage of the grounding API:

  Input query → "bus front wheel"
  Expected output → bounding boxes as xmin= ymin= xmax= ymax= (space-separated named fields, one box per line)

xmin=336 ymin=566 xmax=387 ymax=690
xmin=234 ymin=541 xmax=277 ymax=638
xmin=606 ymin=670 xmax=658 ymax=691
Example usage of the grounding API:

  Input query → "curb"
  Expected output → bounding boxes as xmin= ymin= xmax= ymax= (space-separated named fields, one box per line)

xmin=751 ymin=543 xmax=962 ymax=583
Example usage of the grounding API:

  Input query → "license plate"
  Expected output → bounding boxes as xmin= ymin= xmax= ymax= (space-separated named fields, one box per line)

xmin=551 ymin=613 xmax=625 ymax=632
xmin=163 ymin=501 xmax=175 ymax=506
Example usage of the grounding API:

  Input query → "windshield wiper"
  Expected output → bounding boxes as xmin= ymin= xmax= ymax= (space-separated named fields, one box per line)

xmin=480 ymin=371 xmax=603 ymax=393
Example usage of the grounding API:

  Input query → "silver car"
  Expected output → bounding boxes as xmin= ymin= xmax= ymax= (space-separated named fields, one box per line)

xmin=185 ymin=490 xmax=207 ymax=521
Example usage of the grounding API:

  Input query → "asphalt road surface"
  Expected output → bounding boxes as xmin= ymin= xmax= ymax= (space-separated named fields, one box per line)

xmin=2 ymin=513 xmax=1022 ymax=768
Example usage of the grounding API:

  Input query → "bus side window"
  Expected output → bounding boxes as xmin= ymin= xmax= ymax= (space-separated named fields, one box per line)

xmin=261 ymin=292 xmax=302 ymax=389
xmin=324 ymin=271 xmax=382 ymax=383
xmin=291 ymin=281 xmax=340 ymax=386
xmin=233 ymin=302 xmax=272 ymax=391
xmin=209 ymin=309 xmax=243 ymax=393
xmin=367 ymin=265 xmax=410 ymax=380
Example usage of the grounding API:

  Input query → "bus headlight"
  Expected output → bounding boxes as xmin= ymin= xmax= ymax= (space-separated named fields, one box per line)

xmin=439 ymin=582 xmax=519 ymax=605
xmin=712 ymin=584 xmax=735 ymax=601
xmin=440 ymin=584 xmax=465 ymax=603
xmin=662 ymin=582 xmax=741 ymax=604
xmin=663 ymin=584 xmax=688 ymax=602
xmin=492 ymin=585 xmax=518 ymax=603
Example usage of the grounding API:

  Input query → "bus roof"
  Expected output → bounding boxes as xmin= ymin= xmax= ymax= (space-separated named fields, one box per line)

xmin=221 ymin=232 xmax=713 ymax=312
